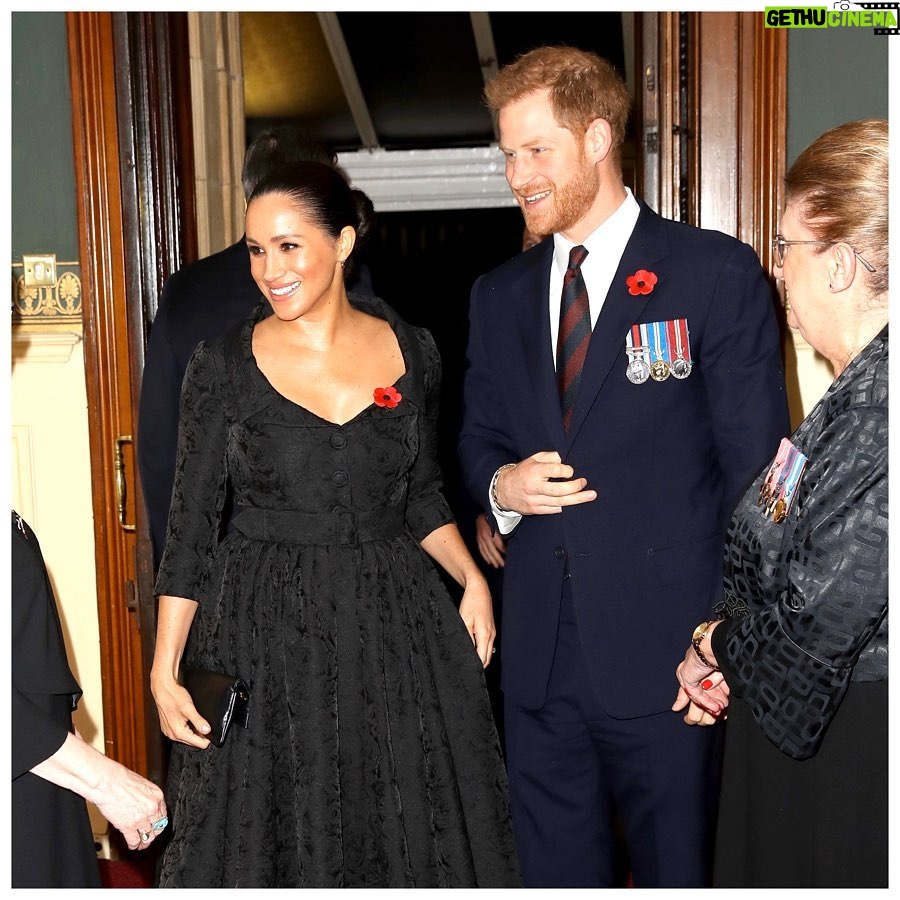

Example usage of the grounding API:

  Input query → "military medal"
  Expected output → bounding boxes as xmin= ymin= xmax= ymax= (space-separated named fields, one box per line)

xmin=760 ymin=439 xmax=807 ymax=522
xmin=650 ymin=321 xmax=670 ymax=381
xmin=626 ymin=349 xmax=651 ymax=384
xmin=758 ymin=438 xmax=792 ymax=508
xmin=667 ymin=318 xmax=693 ymax=379
xmin=773 ymin=444 xmax=807 ymax=523
xmin=625 ymin=324 xmax=651 ymax=384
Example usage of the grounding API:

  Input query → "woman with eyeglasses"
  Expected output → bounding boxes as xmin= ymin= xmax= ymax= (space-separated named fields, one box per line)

xmin=672 ymin=119 xmax=888 ymax=888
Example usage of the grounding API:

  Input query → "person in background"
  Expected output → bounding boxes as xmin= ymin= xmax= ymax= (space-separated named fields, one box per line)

xmin=137 ymin=126 xmax=373 ymax=570
xmin=470 ymin=218 xmax=544 ymax=743
xmin=149 ymin=162 xmax=520 ymax=887
xmin=12 ymin=511 xmax=167 ymax=887
xmin=674 ymin=118 xmax=888 ymax=889
xmin=458 ymin=45 xmax=788 ymax=887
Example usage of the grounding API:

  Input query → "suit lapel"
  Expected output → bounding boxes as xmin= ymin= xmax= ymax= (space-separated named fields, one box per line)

xmin=565 ymin=205 xmax=671 ymax=446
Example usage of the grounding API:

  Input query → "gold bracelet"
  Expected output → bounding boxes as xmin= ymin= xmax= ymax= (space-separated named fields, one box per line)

xmin=691 ymin=620 xmax=718 ymax=669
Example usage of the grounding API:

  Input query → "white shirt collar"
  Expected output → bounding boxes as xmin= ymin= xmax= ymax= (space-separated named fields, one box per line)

xmin=552 ymin=187 xmax=641 ymax=274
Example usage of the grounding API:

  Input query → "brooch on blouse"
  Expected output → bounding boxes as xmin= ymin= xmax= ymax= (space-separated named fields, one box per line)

xmin=758 ymin=437 xmax=808 ymax=524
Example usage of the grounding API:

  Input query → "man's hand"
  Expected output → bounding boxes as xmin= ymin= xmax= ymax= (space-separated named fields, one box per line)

xmin=496 ymin=451 xmax=597 ymax=515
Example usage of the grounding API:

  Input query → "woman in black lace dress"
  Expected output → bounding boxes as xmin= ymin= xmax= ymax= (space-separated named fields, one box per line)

xmin=149 ymin=162 xmax=520 ymax=887
xmin=672 ymin=120 xmax=888 ymax=887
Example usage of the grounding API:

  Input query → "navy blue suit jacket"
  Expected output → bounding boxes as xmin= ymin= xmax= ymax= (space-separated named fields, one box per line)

xmin=459 ymin=203 xmax=789 ymax=717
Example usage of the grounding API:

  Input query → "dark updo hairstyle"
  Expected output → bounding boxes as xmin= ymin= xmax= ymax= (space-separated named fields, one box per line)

xmin=248 ymin=161 xmax=376 ymax=284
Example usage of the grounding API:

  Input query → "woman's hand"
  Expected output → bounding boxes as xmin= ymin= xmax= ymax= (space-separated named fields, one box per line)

xmin=475 ymin=514 xmax=506 ymax=569
xmin=419 ymin=523 xmax=498 ymax=667
xmin=679 ymin=699 xmax=725 ymax=727
xmin=151 ymin=594 xmax=209 ymax=747
xmin=30 ymin=732 xmax=168 ymax=851
xmin=150 ymin=671 xmax=211 ymax=749
xmin=673 ymin=640 xmax=730 ymax=720
xmin=458 ymin=576 xmax=497 ymax=668
xmin=89 ymin=755 xmax=169 ymax=850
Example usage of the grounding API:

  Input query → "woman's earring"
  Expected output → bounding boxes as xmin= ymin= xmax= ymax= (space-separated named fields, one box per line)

xmin=340 ymin=259 xmax=345 ymax=269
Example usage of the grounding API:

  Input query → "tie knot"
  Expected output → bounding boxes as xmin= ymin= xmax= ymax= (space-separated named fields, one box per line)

xmin=567 ymin=245 xmax=588 ymax=270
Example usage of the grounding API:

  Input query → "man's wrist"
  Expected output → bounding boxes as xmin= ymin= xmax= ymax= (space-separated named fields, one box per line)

xmin=490 ymin=463 xmax=517 ymax=514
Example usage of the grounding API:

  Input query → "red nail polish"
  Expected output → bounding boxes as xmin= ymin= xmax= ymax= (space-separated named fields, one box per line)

xmin=701 ymin=679 xmax=714 ymax=690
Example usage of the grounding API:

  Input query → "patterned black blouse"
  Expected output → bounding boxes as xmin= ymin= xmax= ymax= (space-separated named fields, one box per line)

xmin=712 ymin=326 xmax=888 ymax=760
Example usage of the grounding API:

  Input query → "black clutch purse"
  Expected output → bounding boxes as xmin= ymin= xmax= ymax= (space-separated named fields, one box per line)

xmin=179 ymin=666 xmax=251 ymax=748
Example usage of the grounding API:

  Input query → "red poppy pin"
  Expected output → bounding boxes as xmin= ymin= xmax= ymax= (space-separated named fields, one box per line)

xmin=373 ymin=386 xmax=402 ymax=409
xmin=626 ymin=269 xmax=658 ymax=296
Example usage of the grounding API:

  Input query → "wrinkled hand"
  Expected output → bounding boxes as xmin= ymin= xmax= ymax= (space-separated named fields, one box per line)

xmin=496 ymin=451 xmax=597 ymax=516
xmin=151 ymin=673 xmax=211 ymax=749
xmin=475 ymin=514 xmax=507 ymax=568
xmin=91 ymin=758 xmax=168 ymax=851
xmin=679 ymin=699 xmax=724 ymax=727
xmin=673 ymin=647 xmax=730 ymax=722
xmin=458 ymin=576 xmax=496 ymax=667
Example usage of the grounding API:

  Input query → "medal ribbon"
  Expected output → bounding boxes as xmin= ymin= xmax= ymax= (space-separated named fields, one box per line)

xmin=626 ymin=323 xmax=650 ymax=353
xmin=779 ymin=444 xmax=807 ymax=508
xmin=651 ymin=321 xmax=669 ymax=364
xmin=666 ymin=318 xmax=692 ymax=364
xmin=760 ymin=437 xmax=793 ymax=505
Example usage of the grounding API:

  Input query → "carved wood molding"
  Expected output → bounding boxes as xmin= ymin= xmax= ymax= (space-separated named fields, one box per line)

xmin=638 ymin=11 xmax=787 ymax=268
xmin=67 ymin=11 xmax=148 ymax=777
xmin=694 ymin=11 xmax=787 ymax=263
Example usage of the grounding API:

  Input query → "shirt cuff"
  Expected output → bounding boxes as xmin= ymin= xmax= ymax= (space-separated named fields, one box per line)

xmin=489 ymin=466 xmax=522 ymax=535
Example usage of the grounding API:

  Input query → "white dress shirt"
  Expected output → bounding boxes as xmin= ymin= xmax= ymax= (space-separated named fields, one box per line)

xmin=491 ymin=188 xmax=641 ymax=533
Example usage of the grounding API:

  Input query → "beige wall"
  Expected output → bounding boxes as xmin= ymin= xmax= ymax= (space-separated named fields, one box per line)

xmin=11 ymin=329 xmax=109 ymax=843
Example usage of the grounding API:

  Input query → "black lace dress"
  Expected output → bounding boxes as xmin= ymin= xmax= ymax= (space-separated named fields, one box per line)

xmin=155 ymin=295 xmax=520 ymax=887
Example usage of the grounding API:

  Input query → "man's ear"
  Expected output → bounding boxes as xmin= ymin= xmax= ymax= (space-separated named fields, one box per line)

xmin=585 ymin=118 xmax=614 ymax=164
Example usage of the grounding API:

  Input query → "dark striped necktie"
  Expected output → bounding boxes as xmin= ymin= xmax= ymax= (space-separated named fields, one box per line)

xmin=556 ymin=244 xmax=591 ymax=430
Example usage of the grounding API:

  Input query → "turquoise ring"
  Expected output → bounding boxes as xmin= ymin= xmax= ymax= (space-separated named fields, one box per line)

xmin=151 ymin=816 xmax=169 ymax=832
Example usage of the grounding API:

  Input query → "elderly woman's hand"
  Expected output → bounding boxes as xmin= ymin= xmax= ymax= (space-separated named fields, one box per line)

xmin=673 ymin=633 xmax=730 ymax=720
xmin=30 ymin=731 xmax=168 ymax=850
xmin=88 ymin=754 xmax=168 ymax=850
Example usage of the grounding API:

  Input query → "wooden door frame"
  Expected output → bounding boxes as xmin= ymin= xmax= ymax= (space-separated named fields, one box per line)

xmin=67 ymin=10 xmax=194 ymax=787
xmin=637 ymin=11 xmax=787 ymax=272
xmin=111 ymin=9 xmax=196 ymax=788
xmin=67 ymin=11 xmax=147 ymax=777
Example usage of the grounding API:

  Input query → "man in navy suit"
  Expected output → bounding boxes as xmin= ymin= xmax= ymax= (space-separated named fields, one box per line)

xmin=137 ymin=128 xmax=372 ymax=569
xmin=458 ymin=46 xmax=789 ymax=887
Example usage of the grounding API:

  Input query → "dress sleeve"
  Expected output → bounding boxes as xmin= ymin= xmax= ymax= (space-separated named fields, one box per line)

xmin=12 ymin=521 xmax=80 ymax=778
xmin=404 ymin=327 xmax=455 ymax=542
xmin=719 ymin=405 xmax=888 ymax=759
xmin=154 ymin=341 xmax=229 ymax=602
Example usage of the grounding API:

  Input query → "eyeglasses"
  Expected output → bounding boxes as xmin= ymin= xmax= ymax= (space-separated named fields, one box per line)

xmin=772 ymin=234 xmax=876 ymax=273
